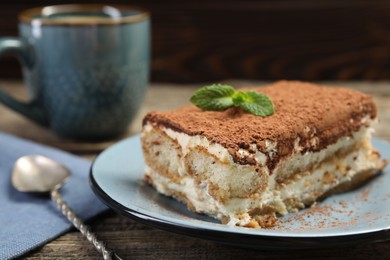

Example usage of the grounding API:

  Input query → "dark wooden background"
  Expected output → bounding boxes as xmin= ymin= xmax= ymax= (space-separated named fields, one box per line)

xmin=0 ymin=1 xmax=390 ymax=83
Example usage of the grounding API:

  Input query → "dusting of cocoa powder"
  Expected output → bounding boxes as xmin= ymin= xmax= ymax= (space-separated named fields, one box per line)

xmin=143 ymin=81 xmax=377 ymax=172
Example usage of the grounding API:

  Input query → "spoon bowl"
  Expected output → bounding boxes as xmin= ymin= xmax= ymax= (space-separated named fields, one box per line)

xmin=12 ymin=155 xmax=69 ymax=192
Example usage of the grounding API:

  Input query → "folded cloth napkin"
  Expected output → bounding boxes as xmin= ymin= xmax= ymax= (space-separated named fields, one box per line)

xmin=0 ymin=132 xmax=108 ymax=260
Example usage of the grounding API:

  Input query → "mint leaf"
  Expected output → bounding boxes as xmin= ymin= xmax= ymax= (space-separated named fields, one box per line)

xmin=239 ymin=91 xmax=274 ymax=116
xmin=190 ymin=84 xmax=235 ymax=110
xmin=190 ymin=84 xmax=274 ymax=117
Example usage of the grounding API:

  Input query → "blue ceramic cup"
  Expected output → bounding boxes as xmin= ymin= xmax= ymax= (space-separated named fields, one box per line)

xmin=0 ymin=4 xmax=150 ymax=139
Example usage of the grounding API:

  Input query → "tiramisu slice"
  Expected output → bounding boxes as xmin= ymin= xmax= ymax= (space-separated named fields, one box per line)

xmin=141 ymin=81 xmax=386 ymax=228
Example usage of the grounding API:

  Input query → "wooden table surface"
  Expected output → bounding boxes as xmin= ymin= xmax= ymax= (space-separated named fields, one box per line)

xmin=1 ymin=80 xmax=390 ymax=259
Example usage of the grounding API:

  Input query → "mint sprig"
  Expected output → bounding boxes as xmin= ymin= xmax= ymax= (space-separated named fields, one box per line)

xmin=190 ymin=84 xmax=274 ymax=117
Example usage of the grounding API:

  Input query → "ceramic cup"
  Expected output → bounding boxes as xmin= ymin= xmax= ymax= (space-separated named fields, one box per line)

xmin=0 ymin=4 xmax=150 ymax=139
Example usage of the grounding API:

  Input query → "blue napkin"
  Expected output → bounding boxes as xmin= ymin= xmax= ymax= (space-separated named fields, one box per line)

xmin=0 ymin=132 xmax=108 ymax=260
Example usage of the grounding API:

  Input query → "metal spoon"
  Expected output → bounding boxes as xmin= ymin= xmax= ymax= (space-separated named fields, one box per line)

xmin=11 ymin=155 xmax=122 ymax=260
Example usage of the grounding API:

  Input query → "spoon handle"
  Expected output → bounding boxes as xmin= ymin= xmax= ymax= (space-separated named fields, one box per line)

xmin=51 ymin=186 xmax=122 ymax=260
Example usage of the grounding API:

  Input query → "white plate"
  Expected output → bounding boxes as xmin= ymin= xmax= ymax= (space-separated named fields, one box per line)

xmin=90 ymin=135 xmax=390 ymax=249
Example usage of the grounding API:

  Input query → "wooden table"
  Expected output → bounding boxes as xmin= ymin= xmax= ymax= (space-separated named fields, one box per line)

xmin=1 ymin=80 xmax=390 ymax=259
